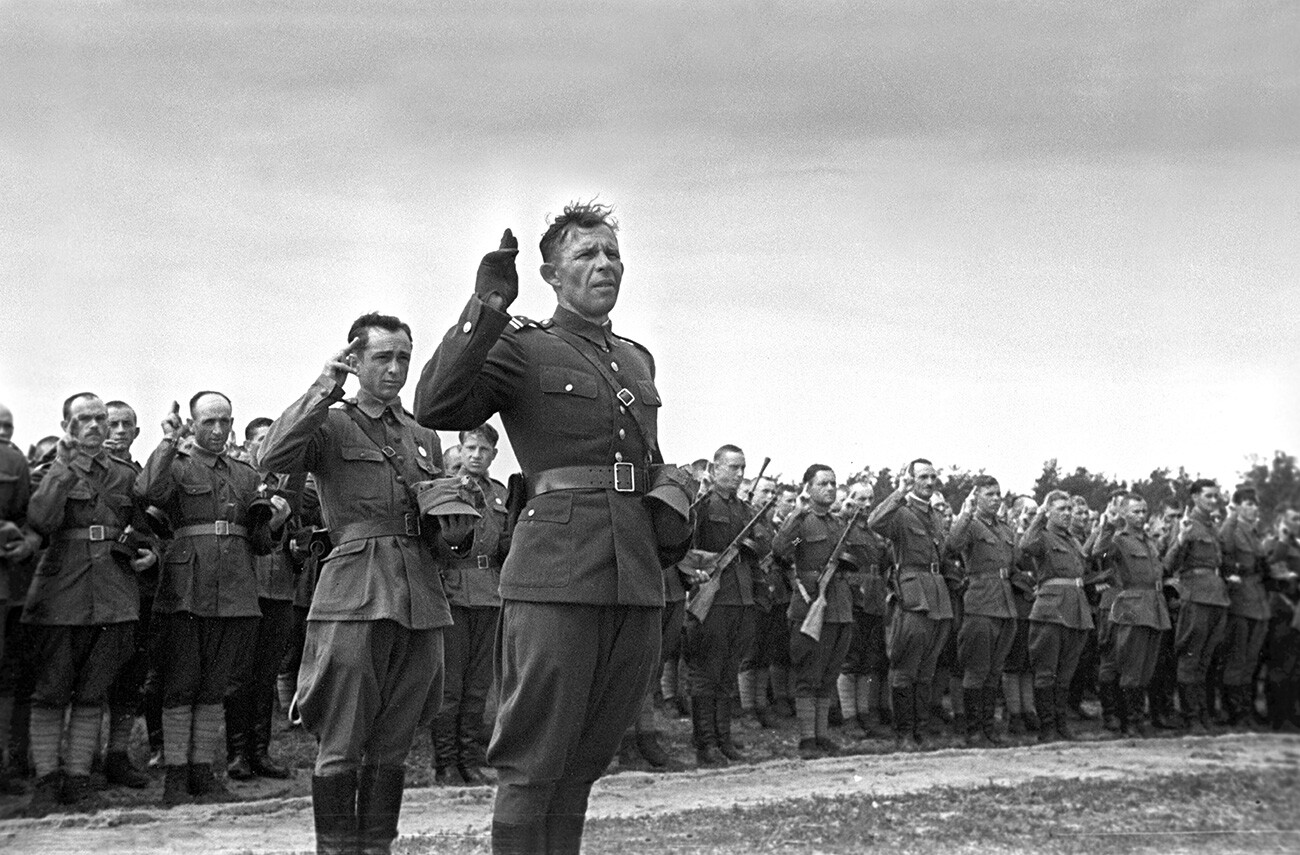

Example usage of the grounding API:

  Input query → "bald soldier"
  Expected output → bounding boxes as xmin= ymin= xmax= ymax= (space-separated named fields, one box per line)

xmin=139 ymin=392 xmax=290 ymax=805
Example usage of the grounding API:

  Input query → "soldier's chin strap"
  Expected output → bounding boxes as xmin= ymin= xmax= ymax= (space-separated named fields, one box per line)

xmin=543 ymin=324 xmax=662 ymax=466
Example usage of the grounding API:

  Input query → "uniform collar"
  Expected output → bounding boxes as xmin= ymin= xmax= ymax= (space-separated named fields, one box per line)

xmin=552 ymin=305 xmax=614 ymax=348
xmin=351 ymin=389 xmax=406 ymax=421
xmin=188 ymin=443 xmax=228 ymax=469
xmin=69 ymin=450 xmax=109 ymax=474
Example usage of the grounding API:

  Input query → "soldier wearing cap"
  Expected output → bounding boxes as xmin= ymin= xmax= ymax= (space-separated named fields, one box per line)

xmin=1088 ymin=493 xmax=1171 ymax=735
xmin=945 ymin=475 xmax=1018 ymax=746
xmin=22 ymin=393 xmax=155 ymax=814
xmin=1162 ymin=478 xmax=1230 ymax=734
xmin=259 ymin=312 xmax=472 ymax=855
xmin=431 ymin=423 xmax=511 ymax=787
xmin=773 ymin=464 xmax=854 ymax=759
xmin=138 ymin=391 xmax=288 ymax=806
xmin=414 ymin=203 xmax=690 ymax=855
xmin=1019 ymin=489 xmax=1094 ymax=742
xmin=868 ymin=459 xmax=955 ymax=752
xmin=1219 ymin=486 xmax=1270 ymax=727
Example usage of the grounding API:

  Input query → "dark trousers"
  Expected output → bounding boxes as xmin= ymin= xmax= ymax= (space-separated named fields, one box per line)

xmin=1112 ymin=624 xmax=1162 ymax=688
xmin=29 ymin=622 xmax=135 ymax=707
xmin=225 ymin=598 xmax=294 ymax=758
xmin=1029 ymin=622 xmax=1088 ymax=689
xmin=298 ymin=619 xmax=444 ymax=775
xmin=684 ymin=605 xmax=754 ymax=698
xmin=489 ymin=602 xmax=659 ymax=827
xmin=433 ymin=604 xmax=498 ymax=769
xmin=741 ymin=604 xmax=792 ymax=672
xmin=789 ymin=620 xmax=852 ymax=698
xmin=1221 ymin=615 xmax=1267 ymax=686
xmin=1174 ymin=602 xmax=1227 ymax=684
xmin=156 ymin=612 xmax=258 ymax=708
xmin=957 ymin=614 xmax=1015 ymax=690
xmin=278 ymin=605 xmax=310 ymax=681
xmin=887 ymin=610 xmax=952 ymax=687
xmin=841 ymin=609 xmax=888 ymax=677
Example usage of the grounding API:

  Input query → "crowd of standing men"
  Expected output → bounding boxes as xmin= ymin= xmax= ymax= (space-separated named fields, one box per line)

xmin=2 ymin=201 xmax=1299 ymax=855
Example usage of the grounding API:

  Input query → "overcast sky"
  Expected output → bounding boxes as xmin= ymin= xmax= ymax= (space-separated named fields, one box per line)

xmin=2 ymin=0 xmax=1297 ymax=495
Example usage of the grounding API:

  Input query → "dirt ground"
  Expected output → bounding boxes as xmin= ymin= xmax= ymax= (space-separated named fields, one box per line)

xmin=1 ymin=733 xmax=1295 ymax=855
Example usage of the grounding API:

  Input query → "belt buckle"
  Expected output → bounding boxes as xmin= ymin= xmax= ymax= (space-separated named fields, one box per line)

xmin=616 ymin=388 xmax=636 ymax=407
xmin=214 ymin=520 xmax=230 ymax=536
xmin=613 ymin=462 xmax=635 ymax=492
xmin=88 ymin=525 xmax=106 ymax=541
xmin=929 ymin=562 xmax=940 ymax=575
xmin=999 ymin=567 xmax=1010 ymax=579
xmin=404 ymin=513 xmax=422 ymax=537
xmin=381 ymin=445 xmax=397 ymax=459
xmin=477 ymin=555 xmax=490 ymax=570
xmin=1074 ymin=577 xmax=1083 ymax=588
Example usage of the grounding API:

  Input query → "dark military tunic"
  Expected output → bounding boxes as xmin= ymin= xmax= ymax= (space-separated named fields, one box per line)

xmin=1163 ymin=508 xmax=1228 ymax=686
xmin=1090 ymin=522 xmax=1170 ymax=688
xmin=946 ymin=510 xmax=1018 ymax=689
xmin=1020 ymin=523 xmax=1092 ymax=689
xmin=415 ymin=296 xmax=663 ymax=829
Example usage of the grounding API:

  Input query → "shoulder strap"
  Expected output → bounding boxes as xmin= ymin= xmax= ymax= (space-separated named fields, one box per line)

xmin=543 ymin=324 xmax=662 ymax=465
xmin=342 ymin=404 xmax=418 ymax=508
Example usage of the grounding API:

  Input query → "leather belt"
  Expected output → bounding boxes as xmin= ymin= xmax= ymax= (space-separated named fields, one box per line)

xmin=1041 ymin=577 xmax=1083 ymax=588
xmin=529 ymin=463 xmax=648 ymax=498
xmin=334 ymin=513 xmax=423 ymax=545
xmin=1181 ymin=566 xmax=1219 ymax=577
xmin=899 ymin=563 xmax=942 ymax=577
xmin=970 ymin=567 xmax=1011 ymax=579
xmin=56 ymin=526 xmax=123 ymax=543
xmin=173 ymin=522 xmax=248 ymax=539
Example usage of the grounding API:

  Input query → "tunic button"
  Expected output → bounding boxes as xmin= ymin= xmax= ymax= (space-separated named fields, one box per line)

xmin=618 ymin=429 xmax=625 ymax=439
xmin=610 ymin=361 xmax=619 ymax=371
xmin=565 ymin=383 xmax=574 ymax=392
xmin=527 ymin=509 xmax=535 ymax=517
xmin=396 ymin=476 xmax=405 ymax=483
xmin=462 ymin=321 xmax=472 ymax=333
xmin=614 ymin=452 xmax=623 ymax=462
xmin=619 ymin=406 xmax=626 ymax=414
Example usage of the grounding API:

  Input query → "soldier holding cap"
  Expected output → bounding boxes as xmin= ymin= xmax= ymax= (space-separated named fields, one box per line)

xmin=259 ymin=312 xmax=472 ymax=855
xmin=138 ymin=391 xmax=289 ymax=806
xmin=431 ymin=423 xmax=511 ymax=787
xmin=415 ymin=202 xmax=690 ymax=855
xmin=22 ymin=393 xmax=154 ymax=814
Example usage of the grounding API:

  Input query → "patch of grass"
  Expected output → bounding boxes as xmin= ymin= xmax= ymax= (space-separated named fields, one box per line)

xmin=569 ymin=769 xmax=1300 ymax=854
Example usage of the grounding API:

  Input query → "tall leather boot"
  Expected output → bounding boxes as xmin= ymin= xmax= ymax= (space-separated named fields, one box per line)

xmin=912 ymin=683 xmax=931 ymax=749
xmin=357 ymin=764 xmax=404 ymax=855
xmin=962 ymin=688 xmax=984 ymax=746
xmin=312 ymin=770 xmax=358 ymax=855
xmin=1180 ymin=683 xmax=1207 ymax=735
xmin=890 ymin=685 xmax=917 ymax=753
xmin=1054 ymin=686 xmax=1075 ymax=740
xmin=1034 ymin=686 xmax=1057 ymax=743
xmin=250 ymin=683 xmax=291 ymax=778
xmin=1126 ymin=687 xmax=1152 ymax=737
xmin=225 ymin=694 xmax=254 ymax=781
xmin=492 ymin=820 xmax=547 ymax=855
xmin=716 ymin=695 xmax=746 ymax=762
xmin=692 ymin=696 xmax=726 ymax=767
xmin=1099 ymin=680 xmax=1121 ymax=732
xmin=981 ymin=685 xmax=1005 ymax=745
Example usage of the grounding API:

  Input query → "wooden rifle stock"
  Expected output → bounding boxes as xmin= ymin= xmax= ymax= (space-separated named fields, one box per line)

xmin=686 ymin=494 xmax=778 ymax=623
xmin=799 ymin=504 xmax=867 ymax=641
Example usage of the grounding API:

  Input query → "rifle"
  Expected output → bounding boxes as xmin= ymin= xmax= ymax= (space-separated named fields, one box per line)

xmin=685 ymin=494 xmax=778 ymax=623
xmin=799 ymin=504 xmax=867 ymax=641
xmin=741 ymin=457 xmax=771 ymax=502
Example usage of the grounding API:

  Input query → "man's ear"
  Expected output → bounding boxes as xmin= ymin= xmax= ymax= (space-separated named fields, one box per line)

xmin=540 ymin=262 xmax=559 ymax=288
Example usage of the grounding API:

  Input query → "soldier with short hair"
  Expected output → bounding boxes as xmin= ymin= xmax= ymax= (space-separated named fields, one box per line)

xmin=139 ymin=391 xmax=289 ymax=805
xmin=23 ymin=393 xmax=155 ymax=814
xmin=0 ymin=403 xmax=39 ymax=795
xmin=1219 ymin=487 xmax=1270 ymax=727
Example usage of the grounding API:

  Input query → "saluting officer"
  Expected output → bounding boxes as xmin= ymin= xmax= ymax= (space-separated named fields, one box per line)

xmin=945 ymin=475 xmax=1018 ymax=746
xmin=414 ymin=203 xmax=691 ymax=855
xmin=1162 ymin=478 xmax=1230 ymax=734
xmin=1219 ymin=487 xmax=1270 ymax=727
xmin=868 ymin=459 xmax=954 ymax=752
xmin=259 ymin=313 xmax=471 ymax=855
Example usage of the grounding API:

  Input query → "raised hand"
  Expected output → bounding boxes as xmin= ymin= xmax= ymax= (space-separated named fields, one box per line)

xmin=161 ymin=401 xmax=192 ymax=441
xmin=324 ymin=338 xmax=363 ymax=387
xmin=475 ymin=228 xmax=520 ymax=310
